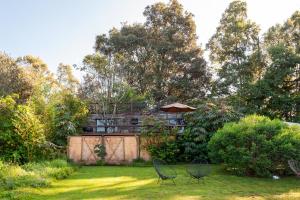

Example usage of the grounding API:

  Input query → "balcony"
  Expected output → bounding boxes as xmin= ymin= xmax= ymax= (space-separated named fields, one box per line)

xmin=81 ymin=114 xmax=186 ymax=135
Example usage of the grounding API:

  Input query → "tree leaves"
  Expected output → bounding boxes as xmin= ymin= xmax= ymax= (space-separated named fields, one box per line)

xmin=92 ymin=0 xmax=211 ymax=103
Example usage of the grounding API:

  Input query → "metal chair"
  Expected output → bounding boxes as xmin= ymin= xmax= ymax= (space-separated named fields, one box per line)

xmin=186 ymin=160 xmax=211 ymax=183
xmin=288 ymin=159 xmax=300 ymax=177
xmin=153 ymin=159 xmax=177 ymax=185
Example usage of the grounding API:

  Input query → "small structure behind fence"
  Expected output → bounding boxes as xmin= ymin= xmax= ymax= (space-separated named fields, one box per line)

xmin=69 ymin=102 xmax=195 ymax=165
xmin=68 ymin=134 xmax=150 ymax=165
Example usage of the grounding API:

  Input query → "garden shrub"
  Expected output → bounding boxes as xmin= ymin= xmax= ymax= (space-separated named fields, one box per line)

xmin=23 ymin=159 xmax=75 ymax=179
xmin=147 ymin=140 xmax=180 ymax=163
xmin=13 ymin=104 xmax=46 ymax=162
xmin=0 ymin=95 xmax=59 ymax=163
xmin=0 ymin=159 xmax=75 ymax=191
xmin=49 ymin=93 xmax=88 ymax=146
xmin=0 ymin=162 xmax=49 ymax=190
xmin=0 ymin=95 xmax=87 ymax=164
xmin=0 ymin=95 xmax=26 ymax=163
xmin=141 ymin=116 xmax=179 ymax=163
xmin=208 ymin=115 xmax=300 ymax=177
xmin=94 ymin=144 xmax=107 ymax=165
xmin=177 ymin=100 xmax=242 ymax=162
xmin=140 ymin=101 xmax=242 ymax=163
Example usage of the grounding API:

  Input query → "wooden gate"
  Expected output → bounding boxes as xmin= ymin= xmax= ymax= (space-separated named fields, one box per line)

xmin=81 ymin=136 xmax=102 ymax=164
xmin=68 ymin=135 xmax=150 ymax=165
xmin=105 ymin=136 xmax=125 ymax=163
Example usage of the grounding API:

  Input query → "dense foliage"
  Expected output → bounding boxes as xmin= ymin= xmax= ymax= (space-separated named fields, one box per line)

xmin=207 ymin=2 xmax=299 ymax=122
xmin=0 ymin=53 xmax=88 ymax=164
xmin=141 ymin=101 xmax=242 ymax=163
xmin=177 ymin=100 xmax=242 ymax=162
xmin=0 ymin=95 xmax=25 ymax=163
xmin=0 ymin=159 xmax=75 ymax=199
xmin=208 ymin=115 xmax=300 ymax=177
xmin=141 ymin=116 xmax=180 ymax=163
xmin=244 ymin=44 xmax=300 ymax=122
xmin=0 ymin=95 xmax=46 ymax=163
xmin=94 ymin=144 xmax=107 ymax=165
xmin=207 ymin=1 xmax=261 ymax=96
xmin=88 ymin=0 xmax=211 ymax=104
xmin=77 ymin=0 xmax=299 ymax=122
xmin=0 ymin=53 xmax=33 ymax=101
xmin=49 ymin=93 xmax=88 ymax=146
xmin=13 ymin=102 xmax=46 ymax=162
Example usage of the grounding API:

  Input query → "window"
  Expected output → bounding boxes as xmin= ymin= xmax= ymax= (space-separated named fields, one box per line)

xmin=96 ymin=119 xmax=106 ymax=133
xmin=106 ymin=119 xmax=118 ymax=133
xmin=96 ymin=118 xmax=119 ymax=133
xmin=168 ymin=118 xmax=177 ymax=126
xmin=130 ymin=118 xmax=139 ymax=125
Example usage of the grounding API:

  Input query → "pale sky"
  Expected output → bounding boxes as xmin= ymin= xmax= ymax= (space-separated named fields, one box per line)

xmin=0 ymin=0 xmax=299 ymax=78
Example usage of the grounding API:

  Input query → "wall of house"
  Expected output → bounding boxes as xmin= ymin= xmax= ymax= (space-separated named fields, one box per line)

xmin=67 ymin=135 xmax=151 ymax=165
xmin=82 ymin=112 xmax=182 ymax=134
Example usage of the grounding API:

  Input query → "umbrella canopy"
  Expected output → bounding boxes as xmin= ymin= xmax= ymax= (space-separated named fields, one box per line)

xmin=160 ymin=102 xmax=196 ymax=113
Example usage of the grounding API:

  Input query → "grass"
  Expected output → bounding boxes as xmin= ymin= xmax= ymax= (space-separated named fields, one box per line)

xmin=8 ymin=165 xmax=300 ymax=200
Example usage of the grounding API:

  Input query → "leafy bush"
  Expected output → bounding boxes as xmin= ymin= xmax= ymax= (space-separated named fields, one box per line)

xmin=13 ymin=104 xmax=46 ymax=162
xmin=49 ymin=93 xmax=88 ymax=146
xmin=208 ymin=115 xmax=300 ymax=177
xmin=0 ymin=95 xmax=47 ymax=163
xmin=140 ymin=101 xmax=242 ymax=163
xmin=0 ymin=95 xmax=24 ymax=163
xmin=94 ymin=144 xmax=107 ymax=165
xmin=0 ymin=162 xmax=49 ymax=190
xmin=141 ymin=116 xmax=179 ymax=163
xmin=141 ymin=116 xmax=170 ymax=147
xmin=147 ymin=140 xmax=180 ymax=163
xmin=23 ymin=159 xmax=75 ymax=179
xmin=177 ymin=100 xmax=242 ymax=162
xmin=0 ymin=159 xmax=75 ymax=191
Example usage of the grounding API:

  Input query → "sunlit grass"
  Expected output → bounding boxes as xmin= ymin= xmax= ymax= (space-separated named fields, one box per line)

xmin=7 ymin=165 xmax=300 ymax=200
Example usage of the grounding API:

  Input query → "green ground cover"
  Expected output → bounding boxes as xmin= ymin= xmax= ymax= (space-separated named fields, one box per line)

xmin=8 ymin=165 xmax=300 ymax=200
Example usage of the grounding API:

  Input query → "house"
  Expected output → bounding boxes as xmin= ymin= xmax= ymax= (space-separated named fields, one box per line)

xmin=68 ymin=102 xmax=195 ymax=165
xmin=81 ymin=102 xmax=191 ymax=135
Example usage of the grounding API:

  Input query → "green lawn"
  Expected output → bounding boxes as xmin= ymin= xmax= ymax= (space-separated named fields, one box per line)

xmin=14 ymin=165 xmax=300 ymax=200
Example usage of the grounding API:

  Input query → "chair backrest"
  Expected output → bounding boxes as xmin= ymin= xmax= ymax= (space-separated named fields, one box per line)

xmin=186 ymin=160 xmax=211 ymax=177
xmin=288 ymin=159 xmax=300 ymax=175
xmin=153 ymin=159 xmax=177 ymax=179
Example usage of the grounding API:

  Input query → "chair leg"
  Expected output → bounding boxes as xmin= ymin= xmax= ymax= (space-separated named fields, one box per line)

xmin=171 ymin=178 xmax=176 ymax=185
xmin=157 ymin=177 xmax=160 ymax=184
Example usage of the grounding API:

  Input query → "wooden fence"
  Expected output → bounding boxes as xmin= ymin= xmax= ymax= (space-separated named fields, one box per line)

xmin=67 ymin=135 xmax=150 ymax=165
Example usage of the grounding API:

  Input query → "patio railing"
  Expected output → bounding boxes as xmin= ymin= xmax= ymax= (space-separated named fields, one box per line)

xmin=81 ymin=124 xmax=186 ymax=135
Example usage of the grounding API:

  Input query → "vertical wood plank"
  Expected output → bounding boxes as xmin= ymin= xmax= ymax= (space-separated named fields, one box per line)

xmin=80 ymin=136 xmax=84 ymax=162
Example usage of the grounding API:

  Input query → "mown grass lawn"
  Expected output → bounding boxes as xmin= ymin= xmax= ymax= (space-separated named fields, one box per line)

xmin=15 ymin=165 xmax=300 ymax=200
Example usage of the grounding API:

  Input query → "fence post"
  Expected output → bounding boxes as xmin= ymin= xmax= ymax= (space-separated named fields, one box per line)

xmin=80 ymin=136 xmax=84 ymax=163
xmin=122 ymin=136 xmax=126 ymax=161
xmin=136 ymin=134 xmax=141 ymax=159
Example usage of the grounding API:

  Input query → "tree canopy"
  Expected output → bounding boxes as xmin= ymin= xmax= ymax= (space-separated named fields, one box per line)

xmin=207 ymin=0 xmax=260 ymax=96
xmin=91 ymin=0 xmax=211 ymax=104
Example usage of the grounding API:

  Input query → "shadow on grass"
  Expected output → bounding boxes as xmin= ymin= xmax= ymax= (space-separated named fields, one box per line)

xmin=20 ymin=165 xmax=300 ymax=200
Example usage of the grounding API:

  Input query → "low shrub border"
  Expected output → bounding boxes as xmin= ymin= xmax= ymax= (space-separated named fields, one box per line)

xmin=0 ymin=159 xmax=76 ymax=198
xmin=208 ymin=115 xmax=300 ymax=177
